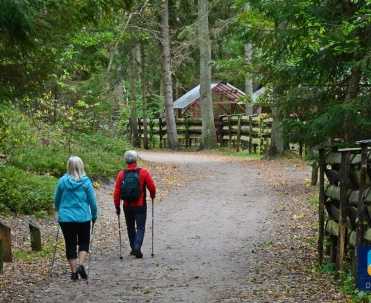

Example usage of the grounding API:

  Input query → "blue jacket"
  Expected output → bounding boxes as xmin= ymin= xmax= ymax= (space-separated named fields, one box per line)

xmin=54 ymin=175 xmax=98 ymax=223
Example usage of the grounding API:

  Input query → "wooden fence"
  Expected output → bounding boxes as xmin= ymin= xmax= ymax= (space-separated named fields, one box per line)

xmin=137 ymin=114 xmax=272 ymax=153
xmin=318 ymin=140 xmax=371 ymax=283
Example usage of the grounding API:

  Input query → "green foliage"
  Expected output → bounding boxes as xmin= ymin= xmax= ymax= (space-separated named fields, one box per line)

xmin=10 ymin=145 xmax=67 ymax=177
xmin=9 ymin=130 xmax=128 ymax=179
xmin=319 ymin=264 xmax=371 ymax=302
xmin=0 ymin=0 xmax=35 ymax=43
xmin=0 ymin=106 xmax=130 ymax=216
xmin=14 ymin=245 xmax=53 ymax=262
xmin=308 ymin=197 xmax=319 ymax=208
xmin=0 ymin=166 xmax=57 ymax=216
xmin=0 ymin=104 xmax=37 ymax=155
xmin=1 ymin=130 xmax=128 ymax=216
xmin=234 ymin=0 xmax=371 ymax=148
xmin=220 ymin=148 xmax=264 ymax=159
xmin=70 ymin=133 xmax=128 ymax=180
xmin=338 ymin=271 xmax=371 ymax=302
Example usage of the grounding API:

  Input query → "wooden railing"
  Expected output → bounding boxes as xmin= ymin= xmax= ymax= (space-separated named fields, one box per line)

xmin=137 ymin=114 xmax=272 ymax=153
xmin=318 ymin=140 xmax=371 ymax=284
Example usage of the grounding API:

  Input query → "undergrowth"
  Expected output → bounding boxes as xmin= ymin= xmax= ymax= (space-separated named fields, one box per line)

xmin=1 ymin=122 xmax=129 ymax=216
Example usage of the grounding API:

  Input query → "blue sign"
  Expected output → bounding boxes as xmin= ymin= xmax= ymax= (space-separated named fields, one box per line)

xmin=358 ymin=245 xmax=371 ymax=290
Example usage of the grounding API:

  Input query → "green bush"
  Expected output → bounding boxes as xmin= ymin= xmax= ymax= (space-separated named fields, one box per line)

xmin=0 ymin=166 xmax=57 ymax=216
xmin=2 ymin=129 xmax=130 ymax=216
xmin=10 ymin=132 xmax=128 ymax=179
xmin=10 ymin=145 xmax=67 ymax=177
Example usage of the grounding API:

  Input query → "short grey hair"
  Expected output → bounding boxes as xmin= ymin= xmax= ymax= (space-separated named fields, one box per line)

xmin=124 ymin=150 xmax=138 ymax=164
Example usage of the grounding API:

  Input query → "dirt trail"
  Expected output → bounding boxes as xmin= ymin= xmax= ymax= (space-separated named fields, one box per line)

xmin=14 ymin=150 xmax=345 ymax=302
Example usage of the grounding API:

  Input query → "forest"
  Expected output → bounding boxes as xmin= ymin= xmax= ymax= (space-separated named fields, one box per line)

xmin=1 ymin=1 xmax=371 ymax=301
xmin=1 ymin=0 xmax=371 ymax=211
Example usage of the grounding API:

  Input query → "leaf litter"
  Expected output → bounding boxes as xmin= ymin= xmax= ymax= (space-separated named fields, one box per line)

xmin=0 ymin=150 xmax=348 ymax=302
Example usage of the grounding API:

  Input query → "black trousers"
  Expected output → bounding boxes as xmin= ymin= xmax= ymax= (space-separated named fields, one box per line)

xmin=59 ymin=221 xmax=90 ymax=260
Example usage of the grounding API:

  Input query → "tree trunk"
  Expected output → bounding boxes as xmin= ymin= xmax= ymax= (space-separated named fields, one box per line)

xmin=198 ymin=0 xmax=217 ymax=150
xmin=139 ymin=39 xmax=149 ymax=149
xmin=269 ymin=20 xmax=288 ymax=155
xmin=244 ymin=3 xmax=254 ymax=116
xmin=128 ymin=41 xmax=140 ymax=148
xmin=341 ymin=1 xmax=362 ymax=142
xmin=161 ymin=0 xmax=179 ymax=149
xmin=270 ymin=105 xmax=284 ymax=155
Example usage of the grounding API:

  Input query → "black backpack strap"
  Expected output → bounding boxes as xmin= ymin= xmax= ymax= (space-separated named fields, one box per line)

xmin=135 ymin=168 xmax=147 ymax=205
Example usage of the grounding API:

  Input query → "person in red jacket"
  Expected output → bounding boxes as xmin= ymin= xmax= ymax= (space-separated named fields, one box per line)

xmin=113 ymin=150 xmax=156 ymax=258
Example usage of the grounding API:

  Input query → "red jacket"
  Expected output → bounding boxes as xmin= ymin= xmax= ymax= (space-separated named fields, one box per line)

xmin=114 ymin=163 xmax=156 ymax=207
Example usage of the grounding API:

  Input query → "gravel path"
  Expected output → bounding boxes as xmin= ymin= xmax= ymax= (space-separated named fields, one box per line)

xmin=3 ymin=150 xmax=346 ymax=302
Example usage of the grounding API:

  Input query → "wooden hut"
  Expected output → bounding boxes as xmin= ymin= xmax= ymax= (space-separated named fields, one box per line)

xmin=173 ymin=81 xmax=256 ymax=118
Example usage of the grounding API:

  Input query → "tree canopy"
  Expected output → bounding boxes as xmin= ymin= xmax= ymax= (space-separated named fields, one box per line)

xmin=235 ymin=0 xmax=371 ymax=148
xmin=1 ymin=0 xmax=370 ymax=154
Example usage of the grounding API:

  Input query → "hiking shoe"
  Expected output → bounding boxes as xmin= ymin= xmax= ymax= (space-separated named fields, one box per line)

xmin=78 ymin=265 xmax=87 ymax=279
xmin=133 ymin=248 xmax=143 ymax=258
xmin=71 ymin=272 xmax=79 ymax=280
xmin=130 ymin=250 xmax=135 ymax=255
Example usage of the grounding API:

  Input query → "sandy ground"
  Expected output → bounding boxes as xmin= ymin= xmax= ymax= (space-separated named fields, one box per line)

xmin=2 ymin=150 xmax=346 ymax=302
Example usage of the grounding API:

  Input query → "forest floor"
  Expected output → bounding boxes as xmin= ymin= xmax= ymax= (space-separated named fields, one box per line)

xmin=0 ymin=150 xmax=349 ymax=302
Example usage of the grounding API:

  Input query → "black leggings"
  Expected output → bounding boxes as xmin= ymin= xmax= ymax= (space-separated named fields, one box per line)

xmin=59 ymin=221 xmax=90 ymax=260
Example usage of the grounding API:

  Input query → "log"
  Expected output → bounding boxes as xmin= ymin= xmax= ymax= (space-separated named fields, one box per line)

xmin=311 ymin=161 xmax=319 ymax=186
xmin=0 ymin=220 xmax=12 ymax=262
xmin=29 ymin=222 xmax=42 ymax=251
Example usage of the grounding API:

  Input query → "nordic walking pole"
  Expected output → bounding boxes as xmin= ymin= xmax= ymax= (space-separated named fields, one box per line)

xmin=151 ymin=197 xmax=154 ymax=258
xmin=118 ymin=214 xmax=123 ymax=260
xmin=50 ymin=224 xmax=60 ymax=276
xmin=86 ymin=221 xmax=95 ymax=285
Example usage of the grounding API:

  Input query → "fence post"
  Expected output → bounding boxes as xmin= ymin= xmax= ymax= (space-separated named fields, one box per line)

xmin=0 ymin=220 xmax=12 ymax=262
xmin=353 ymin=141 xmax=369 ymax=284
xmin=184 ymin=117 xmax=189 ymax=148
xmin=29 ymin=222 xmax=42 ymax=251
xmin=227 ymin=116 xmax=232 ymax=148
xmin=336 ymin=150 xmax=351 ymax=278
xmin=236 ymin=115 xmax=241 ymax=152
xmin=311 ymin=161 xmax=319 ymax=186
xmin=218 ymin=115 xmax=224 ymax=147
xmin=248 ymin=115 xmax=253 ymax=153
xmin=318 ymin=148 xmax=325 ymax=266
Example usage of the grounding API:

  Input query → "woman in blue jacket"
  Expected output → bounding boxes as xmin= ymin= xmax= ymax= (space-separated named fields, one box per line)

xmin=54 ymin=156 xmax=98 ymax=280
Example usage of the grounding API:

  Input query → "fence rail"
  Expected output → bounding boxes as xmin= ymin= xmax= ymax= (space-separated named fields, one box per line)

xmin=318 ymin=141 xmax=371 ymax=284
xmin=137 ymin=114 xmax=272 ymax=153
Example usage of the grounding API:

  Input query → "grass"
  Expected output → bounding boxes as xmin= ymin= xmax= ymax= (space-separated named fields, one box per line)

xmin=221 ymin=148 xmax=264 ymax=159
xmin=14 ymin=247 xmax=51 ymax=261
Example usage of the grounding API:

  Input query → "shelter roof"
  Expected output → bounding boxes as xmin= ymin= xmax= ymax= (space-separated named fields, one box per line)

xmin=251 ymin=86 xmax=265 ymax=102
xmin=173 ymin=81 xmax=244 ymax=109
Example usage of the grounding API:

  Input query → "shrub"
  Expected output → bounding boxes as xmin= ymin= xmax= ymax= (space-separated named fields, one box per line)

xmin=0 ymin=166 xmax=57 ymax=216
xmin=1 ymin=116 xmax=131 ymax=215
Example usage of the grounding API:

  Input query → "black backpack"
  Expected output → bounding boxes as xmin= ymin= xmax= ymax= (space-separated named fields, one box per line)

xmin=120 ymin=168 xmax=142 ymax=202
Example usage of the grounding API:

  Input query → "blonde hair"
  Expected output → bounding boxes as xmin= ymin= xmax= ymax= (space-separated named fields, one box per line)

xmin=67 ymin=156 xmax=86 ymax=181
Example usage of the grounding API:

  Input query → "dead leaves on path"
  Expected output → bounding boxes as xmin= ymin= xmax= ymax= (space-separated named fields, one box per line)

xmin=0 ymin=159 xmax=192 ymax=303
xmin=0 ymin=155 xmax=347 ymax=302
